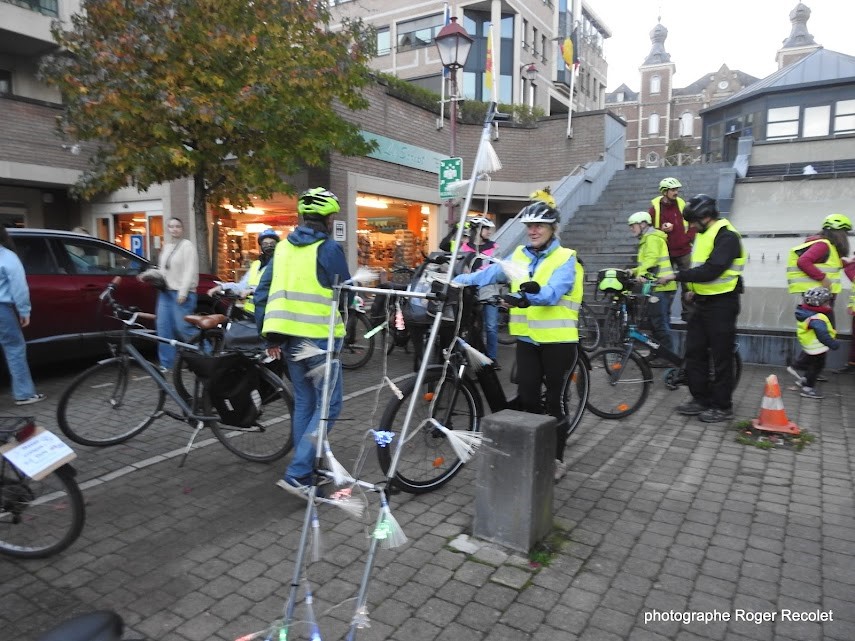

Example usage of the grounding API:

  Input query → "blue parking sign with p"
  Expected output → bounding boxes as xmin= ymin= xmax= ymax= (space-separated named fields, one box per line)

xmin=130 ymin=234 xmax=144 ymax=257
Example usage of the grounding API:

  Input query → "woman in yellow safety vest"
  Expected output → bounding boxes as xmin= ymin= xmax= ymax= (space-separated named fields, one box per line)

xmin=208 ymin=228 xmax=280 ymax=316
xmin=453 ymin=201 xmax=582 ymax=483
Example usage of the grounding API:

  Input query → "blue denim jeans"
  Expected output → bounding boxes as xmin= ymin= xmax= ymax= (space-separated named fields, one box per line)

xmin=0 ymin=303 xmax=37 ymax=400
xmin=155 ymin=291 xmax=197 ymax=369
xmin=283 ymin=335 xmax=343 ymax=481
xmin=648 ymin=290 xmax=674 ymax=353
xmin=482 ymin=303 xmax=499 ymax=360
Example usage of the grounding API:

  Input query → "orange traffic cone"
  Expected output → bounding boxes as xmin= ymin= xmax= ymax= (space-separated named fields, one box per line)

xmin=752 ymin=374 xmax=800 ymax=435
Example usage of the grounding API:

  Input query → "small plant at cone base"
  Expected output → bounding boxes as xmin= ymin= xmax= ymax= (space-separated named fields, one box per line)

xmin=351 ymin=605 xmax=371 ymax=629
xmin=311 ymin=506 xmax=322 ymax=563
xmin=384 ymin=376 xmax=404 ymax=399
xmin=324 ymin=440 xmax=355 ymax=486
xmin=456 ymin=337 xmax=492 ymax=370
xmin=426 ymin=418 xmax=487 ymax=463
xmin=527 ymin=527 xmax=569 ymax=567
xmin=730 ymin=420 xmax=816 ymax=451
xmin=293 ymin=341 xmax=327 ymax=361
xmin=373 ymin=494 xmax=407 ymax=549
xmin=371 ymin=429 xmax=395 ymax=447
xmin=347 ymin=266 xmax=379 ymax=285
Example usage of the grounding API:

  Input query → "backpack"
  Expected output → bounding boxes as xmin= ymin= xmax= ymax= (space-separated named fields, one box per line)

xmin=184 ymin=352 xmax=263 ymax=428
xmin=401 ymin=252 xmax=469 ymax=326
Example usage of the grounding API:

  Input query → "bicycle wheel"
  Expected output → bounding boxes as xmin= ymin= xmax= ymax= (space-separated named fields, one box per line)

xmin=376 ymin=369 xmax=482 ymax=494
xmin=174 ymin=329 xmax=225 ymax=403
xmin=0 ymin=463 xmax=85 ymax=559
xmin=586 ymin=348 xmax=651 ymax=419
xmin=339 ymin=312 xmax=375 ymax=370
xmin=563 ymin=356 xmax=590 ymax=437
xmin=578 ymin=303 xmax=601 ymax=352
xmin=497 ymin=306 xmax=515 ymax=345
xmin=58 ymin=358 xmax=166 ymax=446
xmin=207 ymin=364 xmax=294 ymax=463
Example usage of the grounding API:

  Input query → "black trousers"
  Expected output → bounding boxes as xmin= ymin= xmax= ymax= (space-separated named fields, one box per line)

xmin=794 ymin=351 xmax=827 ymax=388
xmin=685 ymin=293 xmax=740 ymax=410
xmin=515 ymin=340 xmax=578 ymax=462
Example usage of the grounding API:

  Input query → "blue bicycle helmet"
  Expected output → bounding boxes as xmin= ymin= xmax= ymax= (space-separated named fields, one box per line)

xmin=257 ymin=228 xmax=280 ymax=244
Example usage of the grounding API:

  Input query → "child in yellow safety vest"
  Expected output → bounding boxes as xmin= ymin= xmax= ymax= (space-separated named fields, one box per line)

xmin=788 ymin=287 xmax=839 ymax=399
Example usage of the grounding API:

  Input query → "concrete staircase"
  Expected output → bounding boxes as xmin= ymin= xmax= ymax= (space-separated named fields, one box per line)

xmin=560 ymin=163 xmax=728 ymax=305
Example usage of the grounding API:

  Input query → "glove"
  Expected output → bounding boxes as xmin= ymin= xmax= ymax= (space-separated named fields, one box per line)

xmin=519 ymin=281 xmax=541 ymax=295
xmin=501 ymin=294 xmax=522 ymax=307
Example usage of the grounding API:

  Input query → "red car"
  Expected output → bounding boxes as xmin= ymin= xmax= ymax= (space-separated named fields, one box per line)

xmin=8 ymin=228 xmax=219 ymax=364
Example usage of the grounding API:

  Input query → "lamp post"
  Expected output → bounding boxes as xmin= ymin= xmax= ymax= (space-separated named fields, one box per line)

xmin=435 ymin=16 xmax=473 ymax=227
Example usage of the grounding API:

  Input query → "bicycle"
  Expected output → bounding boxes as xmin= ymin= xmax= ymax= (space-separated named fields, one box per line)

xmin=586 ymin=286 xmax=742 ymax=419
xmin=375 ymin=284 xmax=590 ymax=494
xmin=0 ymin=416 xmax=85 ymax=558
xmin=56 ymin=278 xmax=294 ymax=465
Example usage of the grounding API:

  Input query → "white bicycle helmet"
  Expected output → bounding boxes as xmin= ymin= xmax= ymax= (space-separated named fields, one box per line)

xmin=519 ymin=202 xmax=560 ymax=225
xmin=627 ymin=211 xmax=652 ymax=226
xmin=467 ymin=216 xmax=495 ymax=228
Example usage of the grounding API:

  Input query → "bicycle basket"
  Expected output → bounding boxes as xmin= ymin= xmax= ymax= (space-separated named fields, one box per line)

xmin=183 ymin=352 xmax=263 ymax=428
xmin=596 ymin=268 xmax=632 ymax=294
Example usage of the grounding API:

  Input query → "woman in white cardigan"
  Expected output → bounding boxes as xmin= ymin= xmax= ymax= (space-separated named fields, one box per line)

xmin=139 ymin=217 xmax=199 ymax=370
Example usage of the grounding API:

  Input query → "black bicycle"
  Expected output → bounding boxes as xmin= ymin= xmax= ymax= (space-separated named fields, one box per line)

xmin=57 ymin=278 xmax=294 ymax=464
xmin=0 ymin=416 xmax=85 ymax=559
xmin=376 ymin=284 xmax=590 ymax=494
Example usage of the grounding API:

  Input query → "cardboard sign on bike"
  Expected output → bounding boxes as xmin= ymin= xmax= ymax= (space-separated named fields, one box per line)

xmin=0 ymin=426 xmax=76 ymax=481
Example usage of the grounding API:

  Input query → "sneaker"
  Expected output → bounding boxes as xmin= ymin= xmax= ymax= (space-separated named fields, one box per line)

xmin=800 ymin=387 xmax=824 ymax=399
xmin=276 ymin=476 xmax=324 ymax=499
xmin=676 ymin=398 xmax=707 ymax=416
xmin=816 ymin=374 xmax=828 ymax=383
xmin=835 ymin=363 xmax=855 ymax=374
xmin=15 ymin=393 xmax=46 ymax=406
xmin=491 ymin=361 xmax=502 ymax=371
xmin=786 ymin=366 xmax=806 ymax=385
xmin=698 ymin=407 xmax=734 ymax=423
xmin=554 ymin=459 xmax=568 ymax=482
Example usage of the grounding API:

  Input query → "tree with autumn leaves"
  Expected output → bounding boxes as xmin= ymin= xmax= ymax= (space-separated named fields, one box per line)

xmin=40 ymin=0 xmax=376 ymax=271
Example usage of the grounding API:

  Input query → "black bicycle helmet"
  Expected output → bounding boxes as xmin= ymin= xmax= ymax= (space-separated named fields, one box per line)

xmin=519 ymin=201 xmax=560 ymax=225
xmin=682 ymin=194 xmax=718 ymax=223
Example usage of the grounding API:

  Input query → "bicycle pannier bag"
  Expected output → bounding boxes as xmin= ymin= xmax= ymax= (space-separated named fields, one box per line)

xmin=185 ymin=352 xmax=263 ymax=428
xmin=402 ymin=252 xmax=465 ymax=326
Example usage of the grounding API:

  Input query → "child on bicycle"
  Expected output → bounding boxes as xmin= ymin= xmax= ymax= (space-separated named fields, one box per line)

xmin=788 ymin=286 xmax=839 ymax=399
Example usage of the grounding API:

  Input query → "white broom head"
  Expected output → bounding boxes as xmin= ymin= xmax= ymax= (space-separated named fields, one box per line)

xmin=348 ymin=266 xmax=380 ymax=285
xmin=319 ymin=494 xmax=365 ymax=518
xmin=428 ymin=418 xmax=485 ymax=463
xmin=374 ymin=502 xmax=407 ymax=549
xmin=306 ymin=362 xmax=328 ymax=384
xmin=456 ymin=337 xmax=492 ymax=370
xmin=311 ymin=506 xmax=322 ymax=563
xmin=490 ymin=256 xmax=529 ymax=283
xmin=476 ymin=141 xmax=503 ymax=175
xmin=384 ymin=376 xmax=404 ymax=400
xmin=352 ymin=605 xmax=371 ymax=630
xmin=445 ymin=178 xmax=472 ymax=197
xmin=293 ymin=341 xmax=327 ymax=361
xmin=324 ymin=441 xmax=355 ymax=486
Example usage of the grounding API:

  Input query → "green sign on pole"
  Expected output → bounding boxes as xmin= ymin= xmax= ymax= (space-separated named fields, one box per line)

xmin=438 ymin=157 xmax=463 ymax=200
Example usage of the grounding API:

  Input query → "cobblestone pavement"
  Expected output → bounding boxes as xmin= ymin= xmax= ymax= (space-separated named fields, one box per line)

xmin=2 ymin=344 xmax=854 ymax=641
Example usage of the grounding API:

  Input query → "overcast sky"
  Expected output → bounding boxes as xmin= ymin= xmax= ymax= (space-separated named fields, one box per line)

xmin=595 ymin=0 xmax=855 ymax=92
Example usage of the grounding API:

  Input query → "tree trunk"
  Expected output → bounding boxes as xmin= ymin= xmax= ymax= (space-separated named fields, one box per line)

xmin=193 ymin=171 xmax=213 ymax=274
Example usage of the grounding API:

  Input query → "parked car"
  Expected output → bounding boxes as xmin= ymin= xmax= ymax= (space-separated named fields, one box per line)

xmin=7 ymin=228 xmax=219 ymax=364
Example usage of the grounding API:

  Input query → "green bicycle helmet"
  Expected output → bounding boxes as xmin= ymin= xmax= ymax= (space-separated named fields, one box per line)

xmin=627 ymin=211 xmax=652 ymax=226
xmin=659 ymin=177 xmax=682 ymax=192
xmin=298 ymin=188 xmax=340 ymax=216
xmin=822 ymin=213 xmax=852 ymax=231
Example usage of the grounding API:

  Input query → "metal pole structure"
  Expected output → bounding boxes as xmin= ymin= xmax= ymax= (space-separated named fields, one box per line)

xmin=446 ymin=68 xmax=459 ymax=227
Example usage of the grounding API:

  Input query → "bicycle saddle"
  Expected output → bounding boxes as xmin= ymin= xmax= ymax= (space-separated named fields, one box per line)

xmin=185 ymin=313 xmax=228 ymax=330
xmin=36 ymin=611 xmax=124 ymax=641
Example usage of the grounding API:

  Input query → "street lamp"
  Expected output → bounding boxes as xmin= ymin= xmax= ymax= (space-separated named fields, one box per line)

xmin=435 ymin=16 xmax=473 ymax=227
xmin=522 ymin=63 xmax=538 ymax=81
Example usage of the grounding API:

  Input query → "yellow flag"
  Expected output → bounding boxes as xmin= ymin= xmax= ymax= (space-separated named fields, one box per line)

xmin=561 ymin=36 xmax=574 ymax=68
xmin=485 ymin=26 xmax=496 ymax=102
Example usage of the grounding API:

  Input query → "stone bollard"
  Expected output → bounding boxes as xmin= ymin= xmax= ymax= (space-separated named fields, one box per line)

xmin=472 ymin=409 xmax=554 ymax=553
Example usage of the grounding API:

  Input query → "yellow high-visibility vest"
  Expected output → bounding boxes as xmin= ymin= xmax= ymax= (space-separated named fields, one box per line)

xmin=507 ymin=246 xmax=582 ymax=343
xmin=262 ymin=241 xmax=344 ymax=339
xmin=786 ymin=238 xmax=842 ymax=294
xmin=797 ymin=313 xmax=836 ymax=354
xmin=687 ymin=218 xmax=745 ymax=296
xmin=242 ymin=260 xmax=263 ymax=315
xmin=635 ymin=228 xmax=676 ymax=292
xmin=650 ymin=196 xmax=687 ymax=230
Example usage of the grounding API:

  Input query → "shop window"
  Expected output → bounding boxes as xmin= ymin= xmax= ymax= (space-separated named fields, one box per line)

xmin=376 ymin=27 xmax=390 ymax=56
xmin=680 ymin=112 xmax=694 ymax=137
xmin=834 ymin=99 xmax=855 ymax=134
xmin=648 ymin=113 xmax=660 ymax=136
xmin=803 ymin=105 xmax=830 ymax=137
xmin=766 ymin=105 xmax=799 ymax=139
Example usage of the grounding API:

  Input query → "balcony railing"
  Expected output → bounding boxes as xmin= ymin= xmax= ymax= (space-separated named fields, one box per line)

xmin=1 ymin=0 xmax=58 ymax=17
